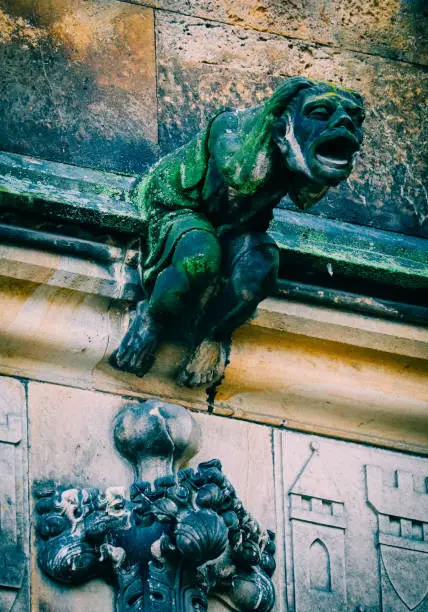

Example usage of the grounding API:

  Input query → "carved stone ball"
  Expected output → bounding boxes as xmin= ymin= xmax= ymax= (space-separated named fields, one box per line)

xmin=229 ymin=569 xmax=276 ymax=612
xmin=113 ymin=400 xmax=201 ymax=478
xmin=175 ymin=509 xmax=228 ymax=566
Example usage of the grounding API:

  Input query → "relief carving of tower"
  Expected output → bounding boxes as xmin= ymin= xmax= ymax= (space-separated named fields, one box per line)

xmin=289 ymin=442 xmax=347 ymax=611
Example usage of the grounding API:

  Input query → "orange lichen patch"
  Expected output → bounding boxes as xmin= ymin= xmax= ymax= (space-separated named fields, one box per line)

xmin=162 ymin=0 xmax=425 ymax=62
xmin=49 ymin=3 xmax=120 ymax=61
xmin=335 ymin=0 xmax=400 ymax=33
xmin=223 ymin=0 xmax=314 ymax=39
xmin=2 ymin=0 xmax=76 ymax=25
xmin=0 ymin=277 xmax=44 ymax=330
xmin=7 ymin=0 xmax=156 ymax=90
xmin=0 ymin=8 xmax=16 ymax=43
xmin=1 ymin=0 xmax=158 ymax=150
xmin=47 ymin=3 xmax=156 ymax=103
xmin=97 ymin=8 xmax=156 ymax=92
xmin=333 ymin=0 xmax=420 ymax=58
xmin=50 ymin=10 xmax=95 ymax=60
xmin=0 ymin=8 xmax=45 ymax=46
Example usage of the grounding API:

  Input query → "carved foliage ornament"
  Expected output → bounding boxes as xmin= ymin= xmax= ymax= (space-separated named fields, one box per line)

xmin=34 ymin=400 xmax=276 ymax=611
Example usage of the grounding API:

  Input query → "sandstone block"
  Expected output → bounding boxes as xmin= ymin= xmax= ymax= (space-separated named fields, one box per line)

xmin=143 ymin=0 xmax=428 ymax=64
xmin=0 ymin=1 xmax=158 ymax=174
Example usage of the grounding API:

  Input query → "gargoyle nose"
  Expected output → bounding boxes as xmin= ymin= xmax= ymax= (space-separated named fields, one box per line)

xmin=329 ymin=109 xmax=354 ymax=132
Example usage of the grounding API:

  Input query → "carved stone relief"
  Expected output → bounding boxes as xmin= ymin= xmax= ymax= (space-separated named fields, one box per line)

xmin=33 ymin=397 xmax=276 ymax=611
xmin=25 ymin=381 xmax=428 ymax=610
xmin=275 ymin=430 xmax=428 ymax=612
xmin=289 ymin=442 xmax=347 ymax=611
xmin=0 ymin=377 xmax=29 ymax=612
xmin=366 ymin=465 xmax=428 ymax=611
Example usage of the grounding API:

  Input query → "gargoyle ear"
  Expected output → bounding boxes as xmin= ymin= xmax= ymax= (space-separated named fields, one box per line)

xmin=271 ymin=116 xmax=289 ymax=154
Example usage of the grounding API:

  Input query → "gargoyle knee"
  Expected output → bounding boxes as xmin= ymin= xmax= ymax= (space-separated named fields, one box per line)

xmin=173 ymin=231 xmax=221 ymax=289
xmin=181 ymin=253 xmax=220 ymax=287
xmin=232 ymin=247 xmax=279 ymax=303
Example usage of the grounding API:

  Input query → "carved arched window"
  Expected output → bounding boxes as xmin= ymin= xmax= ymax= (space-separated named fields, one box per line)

xmin=309 ymin=539 xmax=331 ymax=592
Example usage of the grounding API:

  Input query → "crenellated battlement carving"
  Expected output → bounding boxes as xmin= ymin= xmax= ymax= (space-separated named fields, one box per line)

xmin=366 ymin=465 xmax=428 ymax=524
xmin=365 ymin=464 xmax=428 ymax=611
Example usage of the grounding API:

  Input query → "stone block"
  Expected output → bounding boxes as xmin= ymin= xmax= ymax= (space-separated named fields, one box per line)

xmin=0 ymin=375 xmax=29 ymax=612
xmin=153 ymin=0 xmax=427 ymax=64
xmin=0 ymin=0 xmax=157 ymax=174
xmin=156 ymin=12 xmax=427 ymax=236
xmin=192 ymin=411 xmax=276 ymax=533
xmin=214 ymin=320 xmax=428 ymax=453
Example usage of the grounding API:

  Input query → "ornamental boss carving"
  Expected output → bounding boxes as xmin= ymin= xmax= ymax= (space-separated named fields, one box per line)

xmin=111 ymin=77 xmax=365 ymax=385
xmin=34 ymin=400 xmax=276 ymax=611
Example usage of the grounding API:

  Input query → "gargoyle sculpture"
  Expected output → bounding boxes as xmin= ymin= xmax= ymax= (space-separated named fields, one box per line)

xmin=110 ymin=77 xmax=365 ymax=386
xmin=34 ymin=400 xmax=276 ymax=611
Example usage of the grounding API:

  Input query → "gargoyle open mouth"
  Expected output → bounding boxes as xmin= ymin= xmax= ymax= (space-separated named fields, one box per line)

xmin=314 ymin=131 xmax=359 ymax=169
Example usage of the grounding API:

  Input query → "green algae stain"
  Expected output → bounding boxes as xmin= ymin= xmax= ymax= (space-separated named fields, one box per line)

xmin=93 ymin=185 xmax=122 ymax=200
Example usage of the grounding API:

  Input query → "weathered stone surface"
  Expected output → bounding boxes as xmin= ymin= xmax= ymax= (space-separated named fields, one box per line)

xmin=152 ymin=0 xmax=428 ymax=65
xmin=0 ymin=278 xmax=114 ymax=389
xmin=215 ymin=315 xmax=428 ymax=454
xmin=0 ymin=0 xmax=157 ymax=174
xmin=156 ymin=12 xmax=427 ymax=236
xmin=127 ymin=0 xmax=428 ymax=66
xmin=28 ymin=382 xmax=276 ymax=611
xmin=0 ymin=151 xmax=141 ymax=233
xmin=3 ymin=153 xmax=427 ymax=295
xmin=0 ymin=376 xmax=29 ymax=612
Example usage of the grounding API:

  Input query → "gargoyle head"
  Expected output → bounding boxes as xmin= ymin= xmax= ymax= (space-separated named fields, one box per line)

xmin=272 ymin=80 xmax=365 ymax=209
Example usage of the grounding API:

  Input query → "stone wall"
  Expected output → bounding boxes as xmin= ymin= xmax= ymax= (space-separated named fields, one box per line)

xmin=0 ymin=0 xmax=426 ymax=235
xmin=2 ymin=375 xmax=428 ymax=611
xmin=0 ymin=3 xmax=427 ymax=611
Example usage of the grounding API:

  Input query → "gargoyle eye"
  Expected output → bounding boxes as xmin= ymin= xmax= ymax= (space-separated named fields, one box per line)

xmin=308 ymin=106 xmax=330 ymax=119
xmin=349 ymin=109 xmax=365 ymax=125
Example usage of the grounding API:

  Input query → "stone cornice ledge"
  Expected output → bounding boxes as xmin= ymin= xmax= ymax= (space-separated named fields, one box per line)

xmin=0 ymin=242 xmax=427 ymax=455
xmin=1 ymin=151 xmax=427 ymax=291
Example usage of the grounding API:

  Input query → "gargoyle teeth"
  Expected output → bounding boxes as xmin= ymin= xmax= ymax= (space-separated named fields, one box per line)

xmin=314 ymin=133 xmax=357 ymax=169
xmin=315 ymin=153 xmax=349 ymax=167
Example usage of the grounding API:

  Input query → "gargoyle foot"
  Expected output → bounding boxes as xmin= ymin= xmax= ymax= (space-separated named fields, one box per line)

xmin=176 ymin=338 xmax=230 ymax=388
xmin=110 ymin=301 xmax=161 ymax=377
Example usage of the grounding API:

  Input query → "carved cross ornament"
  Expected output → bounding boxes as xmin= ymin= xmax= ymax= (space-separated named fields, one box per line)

xmin=33 ymin=400 xmax=276 ymax=611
